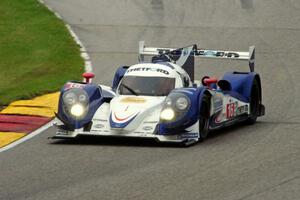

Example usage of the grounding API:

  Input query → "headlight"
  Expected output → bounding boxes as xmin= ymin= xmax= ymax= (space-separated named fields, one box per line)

xmin=62 ymin=88 xmax=89 ymax=119
xmin=79 ymin=94 xmax=88 ymax=103
xmin=70 ymin=104 xmax=85 ymax=117
xmin=160 ymin=108 xmax=175 ymax=121
xmin=160 ymin=93 xmax=191 ymax=123
xmin=165 ymin=97 xmax=172 ymax=106
xmin=175 ymin=97 xmax=189 ymax=110
xmin=64 ymin=92 xmax=76 ymax=105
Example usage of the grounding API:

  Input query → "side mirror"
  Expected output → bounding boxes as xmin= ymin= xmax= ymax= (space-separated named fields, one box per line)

xmin=203 ymin=77 xmax=218 ymax=89
xmin=82 ymin=72 xmax=95 ymax=83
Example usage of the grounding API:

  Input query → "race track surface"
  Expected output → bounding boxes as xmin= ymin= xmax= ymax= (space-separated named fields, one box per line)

xmin=0 ymin=1 xmax=299 ymax=199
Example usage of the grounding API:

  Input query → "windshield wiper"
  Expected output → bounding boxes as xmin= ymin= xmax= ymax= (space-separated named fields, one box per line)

xmin=121 ymin=83 xmax=139 ymax=96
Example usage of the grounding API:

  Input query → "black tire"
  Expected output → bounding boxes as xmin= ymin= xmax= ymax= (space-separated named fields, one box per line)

xmin=198 ymin=94 xmax=210 ymax=141
xmin=246 ymin=79 xmax=260 ymax=125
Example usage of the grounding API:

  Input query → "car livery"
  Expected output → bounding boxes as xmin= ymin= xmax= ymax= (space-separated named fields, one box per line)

xmin=53 ymin=41 xmax=265 ymax=146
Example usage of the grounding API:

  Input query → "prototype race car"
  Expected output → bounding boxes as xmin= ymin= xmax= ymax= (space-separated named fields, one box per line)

xmin=53 ymin=41 xmax=265 ymax=145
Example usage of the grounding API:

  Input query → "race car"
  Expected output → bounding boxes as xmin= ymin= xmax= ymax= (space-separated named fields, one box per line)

xmin=53 ymin=41 xmax=265 ymax=145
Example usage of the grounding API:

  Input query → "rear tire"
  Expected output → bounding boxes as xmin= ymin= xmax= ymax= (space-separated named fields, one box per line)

xmin=246 ymin=79 xmax=260 ymax=125
xmin=199 ymin=94 xmax=210 ymax=141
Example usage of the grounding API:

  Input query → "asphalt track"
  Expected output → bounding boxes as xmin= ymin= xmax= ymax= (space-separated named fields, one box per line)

xmin=0 ymin=1 xmax=299 ymax=199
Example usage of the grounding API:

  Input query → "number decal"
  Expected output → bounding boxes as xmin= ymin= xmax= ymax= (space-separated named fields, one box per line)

xmin=226 ymin=103 xmax=236 ymax=119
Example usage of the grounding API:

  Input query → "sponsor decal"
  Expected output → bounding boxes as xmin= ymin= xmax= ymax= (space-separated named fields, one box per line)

xmin=93 ymin=119 xmax=108 ymax=122
xmin=236 ymin=105 xmax=249 ymax=115
xmin=203 ymin=50 xmax=217 ymax=57
xmin=94 ymin=124 xmax=104 ymax=129
xmin=120 ymin=97 xmax=146 ymax=103
xmin=114 ymin=112 xmax=136 ymax=122
xmin=64 ymin=82 xmax=85 ymax=90
xmin=113 ymin=111 xmax=139 ymax=123
xmin=157 ymin=48 xmax=173 ymax=54
xmin=142 ymin=126 xmax=153 ymax=131
xmin=214 ymin=113 xmax=223 ymax=123
xmin=57 ymin=129 xmax=69 ymax=135
xmin=126 ymin=67 xmax=169 ymax=75
xmin=210 ymin=111 xmax=224 ymax=128
xmin=213 ymin=94 xmax=223 ymax=111
xmin=178 ymin=132 xmax=198 ymax=139
xmin=197 ymin=50 xmax=240 ymax=58
xmin=153 ymin=48 xmax=240 ymax=59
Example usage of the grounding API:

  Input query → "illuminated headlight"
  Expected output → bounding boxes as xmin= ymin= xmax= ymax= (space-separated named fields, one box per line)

xmin=62 ymin=88 xmax=89 ymax=119
xmin=160 ymin=93 xmax=191 ymax=123
xmin=70 ymin=104 xmax=85 ymax=117
xmin=175 ymin=97 xmax=189 ymax=110
xmin=160 ymin=108 xmax=175 ymax=121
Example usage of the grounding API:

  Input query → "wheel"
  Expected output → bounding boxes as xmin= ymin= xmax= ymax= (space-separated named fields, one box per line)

xmin=246 ymin=79 xmax=260 ymax=125
xmin=198 ymin=94 xmax=210 ymax=141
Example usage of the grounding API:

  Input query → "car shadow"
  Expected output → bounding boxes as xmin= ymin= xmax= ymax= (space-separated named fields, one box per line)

xmin=49 ymin=121 xmax=268 ymax=148
xmin=206 ymin=120 xmax=267 ymax=141
xmin=49 ymin=136 xmax=182 ymax=148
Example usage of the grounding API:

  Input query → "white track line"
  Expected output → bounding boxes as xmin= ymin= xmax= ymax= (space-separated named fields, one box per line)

xmin=0 ymin=1 xmax=93 ymax=152
xmin=39 ymin=0 xmax=93 ymax=72
xmin=0 ymin=122 xmax=54 ymax=153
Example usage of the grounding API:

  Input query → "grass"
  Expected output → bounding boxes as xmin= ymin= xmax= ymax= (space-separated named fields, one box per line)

xmin=0 ymin=0 xmax=84 ymax=105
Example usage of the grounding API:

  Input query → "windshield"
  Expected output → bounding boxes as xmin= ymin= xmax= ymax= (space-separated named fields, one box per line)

xmin=118 ymin=76 xmax=175 ymax=96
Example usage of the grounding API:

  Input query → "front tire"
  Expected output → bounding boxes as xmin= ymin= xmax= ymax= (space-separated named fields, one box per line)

xmin=199 ymin=94 xmax=210 ymax=141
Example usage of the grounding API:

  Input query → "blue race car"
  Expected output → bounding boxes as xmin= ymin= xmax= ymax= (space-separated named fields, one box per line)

xmin=54 ymin=41 xmax=265 ymax=146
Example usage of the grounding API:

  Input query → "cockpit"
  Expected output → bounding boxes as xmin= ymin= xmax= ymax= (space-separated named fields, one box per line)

xmin=118 ymin=76 xmax=175 ymax=96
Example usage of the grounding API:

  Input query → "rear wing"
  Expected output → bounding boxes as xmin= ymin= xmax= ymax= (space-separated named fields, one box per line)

xmin=194 ymin=46 xmax=255 ymax=73
xmin=138 ymin=41 xmax=255 ymax=74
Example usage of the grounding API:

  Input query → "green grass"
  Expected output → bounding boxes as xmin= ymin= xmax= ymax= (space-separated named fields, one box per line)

xmin=0 ymin=0 xmax=84 ymax=105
